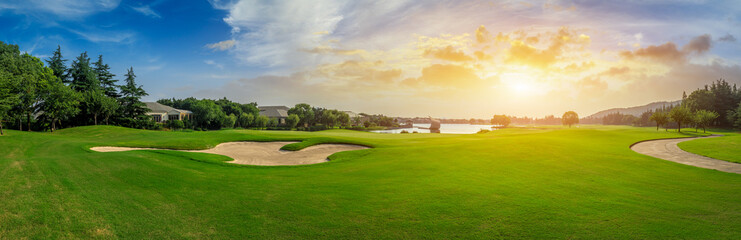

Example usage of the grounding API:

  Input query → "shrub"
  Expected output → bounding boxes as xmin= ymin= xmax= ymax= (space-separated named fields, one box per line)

xmin=477 ymin=129 xmax=490 ymax=134
xmin=400 ymin=130 xmax=409 ymax=133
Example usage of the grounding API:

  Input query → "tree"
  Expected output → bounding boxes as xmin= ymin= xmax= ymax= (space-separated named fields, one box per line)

xmin=694 ymin=110 xmax=718 ymax=133
xmin=93 ymin=55 xmax=119 ymax=98
xmin=336 ymin=112 xmax=350 ymax=128
xmin=223 ymin=113 xmax=237 ymax=128
xmin=13 ymin=53 xmax=54 ymax=131
xmin=490 ymin=114 xmax=511 ymax=127
xmin=286 ymin=114 xmax=300 ymax=129
xmin=83 ymin=90 xmax=118 ymax=125
xmin=119 ymin=67 xmax=148 ymax=119
xmin=69 ymin=52 xmax=99 ymax=92
xmin=238 ymin=112 xmax=254 ymax=128
xmin=728 ymin=101 xmax=741 ymax=129
xmin=709 ymin=79 xmax=737 ymax=127
xmin=45 ymin=45 xmax=69 ymax=84
xmin=190 ymin=100 xmax=226 ymax=130
xmin=254 ymin=115 xmax=269 ymax=129
xmin=649 ymin=111 xmax=669 ymax=131
xmin=288 ymin=103 xmax=314 ymax=127
xmin=322 ymin=110 xmax=337 ymax=128
xmin=40 ymin=79 xmax=80 ymax=131
xmin=561 ymin=111 xmax=579 ymax=128
xmin=669 ymin=106 xmax=693 ymax=132
xmin=0 ymin=71 xmax=18 ymax=135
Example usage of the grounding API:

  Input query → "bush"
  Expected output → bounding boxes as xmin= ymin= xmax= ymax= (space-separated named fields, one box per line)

xmin=297 ymin=125 xmax=328 ymax=131
xmin=166 ymin=120 xmax=184 ymax=130
xmin=477 ymin=129 xmax=490 ymax=134
xmin=400 ymin=130 xmax=409 ymax=133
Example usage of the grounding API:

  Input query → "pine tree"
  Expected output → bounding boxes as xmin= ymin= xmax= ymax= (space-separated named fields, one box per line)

xmin=69 ymin=52 xmax=99 ymax=92
xmin=93 ymin=55 xmax=120 ymax=98
xmin=119 ymin=67 xmax=149 ymax=119
xmin=45 ymin=45 xmax=69 ymax=84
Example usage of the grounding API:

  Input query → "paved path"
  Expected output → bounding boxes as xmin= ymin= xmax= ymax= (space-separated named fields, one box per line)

xmin=631 ymin=135 xmax=741 ymax=174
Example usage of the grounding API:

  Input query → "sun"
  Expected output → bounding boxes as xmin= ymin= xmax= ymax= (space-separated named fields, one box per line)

xmin=500 ymin=72 xmax=537 ymax=96
xmin=511 ymin=82 xmax=533 ymax=94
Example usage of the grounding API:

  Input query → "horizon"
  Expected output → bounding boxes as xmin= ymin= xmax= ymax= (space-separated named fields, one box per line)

xmin=2 ymin=0 xmax=740 ymax=118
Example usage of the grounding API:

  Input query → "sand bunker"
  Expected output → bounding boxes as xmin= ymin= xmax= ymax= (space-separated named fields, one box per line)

xmin=90 ymin=141 xmax=369 ymax=166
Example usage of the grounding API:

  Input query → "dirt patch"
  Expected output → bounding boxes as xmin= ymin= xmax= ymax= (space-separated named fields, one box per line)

xmin=90 ymin=141 xmax=369 ymax=166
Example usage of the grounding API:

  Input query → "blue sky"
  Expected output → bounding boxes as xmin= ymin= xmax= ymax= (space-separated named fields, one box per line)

xmin=1 ymin=0 xmax=740 ymax=118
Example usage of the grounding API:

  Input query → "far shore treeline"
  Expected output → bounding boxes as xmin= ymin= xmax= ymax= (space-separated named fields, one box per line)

xmin=490 ymin=79 xmax=741 ymax=132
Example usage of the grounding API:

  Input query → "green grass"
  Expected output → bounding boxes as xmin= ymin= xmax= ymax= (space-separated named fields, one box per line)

xmin=678 ymin=130 xmax=741 ymax=163
xmin=0 ymin=125 xmax=739 ymax=239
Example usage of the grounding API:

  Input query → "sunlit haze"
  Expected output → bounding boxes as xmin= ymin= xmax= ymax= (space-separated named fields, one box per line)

xmin=2 ymin=0 xmax=740 ymax=118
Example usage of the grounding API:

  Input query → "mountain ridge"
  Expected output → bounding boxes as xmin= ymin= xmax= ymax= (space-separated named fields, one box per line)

xmin=586 ymin=100 xmax=682 ymax=118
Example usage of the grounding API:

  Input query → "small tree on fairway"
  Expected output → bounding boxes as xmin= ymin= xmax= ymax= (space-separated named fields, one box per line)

xmin=490 ymin=115 xmax=511 ymax=127
xmin=562 ymin=111 xmax=579 ymax=128
xmin=669 ymin=106 xmax=693 ymax=132
xmin=695 ymin=110 xmax=718 ymax=133
xmin=649 ymin=111 xmax=669 ymax=131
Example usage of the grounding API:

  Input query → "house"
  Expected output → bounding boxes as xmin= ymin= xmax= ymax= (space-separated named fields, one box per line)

xmin=258 ymin=106 xmax=289 ymax=124
xmin=145 ymin=102 xmax=192 ymax=123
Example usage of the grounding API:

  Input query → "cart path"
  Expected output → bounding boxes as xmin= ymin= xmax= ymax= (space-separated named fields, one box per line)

xmin=630 ymin=135 xmax=741 ymax=174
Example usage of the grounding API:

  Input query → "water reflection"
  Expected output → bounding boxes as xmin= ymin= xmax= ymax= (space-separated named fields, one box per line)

xmin=371 ymin=124 xmax=495 ymax=134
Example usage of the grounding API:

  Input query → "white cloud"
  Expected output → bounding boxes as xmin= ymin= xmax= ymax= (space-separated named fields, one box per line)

xmin=1 ymin=0 xmax=121 ymax=18
xmin=67 ymin=28 xmax=135 ymax=43
xmin=205 ymin=40 xmax=236 ymax=51
xmin=131 ymin=5 xmax=161 ymax=18
xmin=204 ymin=60 xmax=224 ymax=69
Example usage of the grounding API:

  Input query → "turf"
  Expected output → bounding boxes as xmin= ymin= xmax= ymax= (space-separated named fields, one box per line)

xmin=678 ymin=130 xmax=741 ymax=163
xmin=0 ymin=125 xmax=739 ymax=239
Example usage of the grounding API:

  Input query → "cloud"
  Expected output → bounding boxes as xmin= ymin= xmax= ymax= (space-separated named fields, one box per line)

xmin=423 ymin=46 xmax=473 ymax=62
xmin=682 ymin=34 xmax=711 ymax=54
xmin=0 ymin=0 xmax=121 ymax=18
xmin=619 ymin=34 xmax=713 ymax=64
xmin=411 ymin=64 xmax=482 ymax=87
xmin=475 ymin=25 xmax=490 ymax=44
xmin=213 ymin=0 xmax=347 ymax=67
xmin=131 ymin=5 xmax=161 ymax=18
xmin=314 ymin=60 xmax=402 ymax=85
xmin=205 ymin=40 xmax=236 ymax=51
xmin=718 ymin=33 xmax=736 ymax=42
xmin=67 ymin=28 xmax=135 ymax=43
xmin=503 ymin=27 xmax=590 ymax=68
xmin=600 ymin=66 xmax=630 ymax=76
xmin=619 ymin=42 xmax=685 ymax=63
xmin=204 ymin=60 xmax=224 ymax=69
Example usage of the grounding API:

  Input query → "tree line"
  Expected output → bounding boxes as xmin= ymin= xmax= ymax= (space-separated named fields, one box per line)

xmin=155 ymin=99 xmax=359 ymax=131
xmin=0 ymin=41 xmax=150 ymax=135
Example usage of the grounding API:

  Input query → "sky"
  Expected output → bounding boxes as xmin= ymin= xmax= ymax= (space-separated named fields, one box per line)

xmin=1 ymin=0 xmax=740 ymax=118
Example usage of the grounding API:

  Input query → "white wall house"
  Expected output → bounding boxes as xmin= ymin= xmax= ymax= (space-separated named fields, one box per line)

xmin=144 ymin=102 xmax=192 ymax=123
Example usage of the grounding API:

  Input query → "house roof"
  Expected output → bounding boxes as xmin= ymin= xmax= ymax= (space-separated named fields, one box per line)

xmin=258 ymin=106 xmax=290 ymax=111
xmin=259 ymin=107 xmax=289 ymax=118
xmin=145 ymin=102 xmax=192 ymax=114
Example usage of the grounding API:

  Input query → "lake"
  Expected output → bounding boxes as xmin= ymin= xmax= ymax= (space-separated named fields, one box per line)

xmin=371 ymin=123 xmax=495 ymax=134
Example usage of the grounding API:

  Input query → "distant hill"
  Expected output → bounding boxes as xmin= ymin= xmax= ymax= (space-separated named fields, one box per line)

xmin=586 ymin=100 xmax=682 ymax=119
